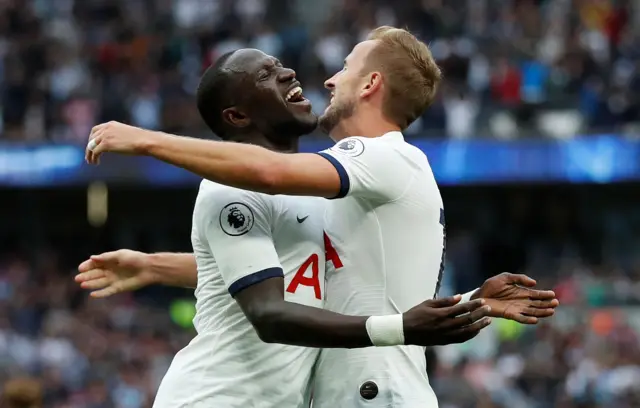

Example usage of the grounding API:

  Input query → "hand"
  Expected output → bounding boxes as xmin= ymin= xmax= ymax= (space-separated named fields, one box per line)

xmin=75 ymin=249 xmax=157 ymax=298
xmin=86 ymin=121 xmax=158 ymax=164
xmin=473 ymin=273 xmax=559 ymax=324
xmin=403 ymin=295 xmax=492 ymax=346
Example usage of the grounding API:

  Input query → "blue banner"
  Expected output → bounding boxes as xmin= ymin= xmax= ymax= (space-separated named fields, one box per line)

xmin=0 ymin=135 xmax=638 ymax=186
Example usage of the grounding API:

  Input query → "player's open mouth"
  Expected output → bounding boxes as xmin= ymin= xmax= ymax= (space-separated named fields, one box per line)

xmin=286 ymin=86 xmax=304 ymax=103
xmin=285 ymin=85 xmax=312 ymax=112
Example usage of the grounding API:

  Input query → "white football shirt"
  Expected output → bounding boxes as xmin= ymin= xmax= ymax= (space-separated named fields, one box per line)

xmin=153 ymin=180 xmax=326 ymax=408
xmin=313 ymin=132 xmax=445 ymax=408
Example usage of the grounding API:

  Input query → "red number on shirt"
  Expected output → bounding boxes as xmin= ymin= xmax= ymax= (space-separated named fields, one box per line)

xmin=286 ymin=254 xmax=322 ymax=299
xmin=324 ymin=232 xmax=343 ymax=269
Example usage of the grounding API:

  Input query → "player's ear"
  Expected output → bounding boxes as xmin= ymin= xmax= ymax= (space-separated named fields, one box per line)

xmin=360 ymin=72 xmax=382 ymax=99
xmin=222 ymin=107 xmax=251 ymax=129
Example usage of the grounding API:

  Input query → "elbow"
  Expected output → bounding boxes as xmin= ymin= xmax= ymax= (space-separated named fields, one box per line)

xmin=245 ymin=303 xmax=284 ymax=343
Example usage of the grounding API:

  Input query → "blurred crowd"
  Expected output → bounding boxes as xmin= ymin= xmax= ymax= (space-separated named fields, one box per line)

xmin=1 ymin=0 xmax=639 ymax=142
xmin=0 ymin=253 xmax=187 ymax=408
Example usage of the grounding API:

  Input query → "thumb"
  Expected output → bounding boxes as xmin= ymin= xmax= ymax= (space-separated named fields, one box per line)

xmin=503 ymin=273 xmax=536 ymax=287
xmin=90 ymin=251 xmax=121 ymax=266
xmin=427 ymin=294 xmax=462 ymax=308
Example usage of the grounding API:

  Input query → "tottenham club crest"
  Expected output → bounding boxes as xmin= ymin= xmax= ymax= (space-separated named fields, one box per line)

xmin=333 ymin=138 xmax=365 ymax=157
xmin=219 ymin=202 xmax=254 ymax=236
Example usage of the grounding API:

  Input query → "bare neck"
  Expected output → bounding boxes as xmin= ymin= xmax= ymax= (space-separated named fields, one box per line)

xmin=329 ymin=108 xmax=401 ymax=142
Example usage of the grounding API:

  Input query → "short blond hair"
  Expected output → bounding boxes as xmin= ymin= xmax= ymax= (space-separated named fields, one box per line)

xmin=365 ymin=26 xmax=442 ymax=129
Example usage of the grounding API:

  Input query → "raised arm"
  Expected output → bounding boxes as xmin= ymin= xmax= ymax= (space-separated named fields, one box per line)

xmin=87 ymin=122 xmax=410 ymax=201
xmin=87 ymin=122 xmax=342 ymax=198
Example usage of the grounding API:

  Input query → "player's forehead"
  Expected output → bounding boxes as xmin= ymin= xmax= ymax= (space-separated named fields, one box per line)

xmin=345 ymin=40 xmax=378 ymax=67
xmin=226 ymin=49 xmax=280 ymax=74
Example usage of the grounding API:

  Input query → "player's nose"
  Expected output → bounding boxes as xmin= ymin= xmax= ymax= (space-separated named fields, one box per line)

xmin=277 ymin=68 xmax=296 ymax=82
xmin=324 ymin=75 xmax=336 ymax=91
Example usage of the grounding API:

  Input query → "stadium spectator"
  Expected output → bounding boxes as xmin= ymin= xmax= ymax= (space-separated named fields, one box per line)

xmin=0 ymin=0 xmax=638 ymax=141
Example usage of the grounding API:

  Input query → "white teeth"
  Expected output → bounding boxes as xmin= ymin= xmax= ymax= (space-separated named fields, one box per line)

xmin=286 ymin=86 xmax=303 ymax=102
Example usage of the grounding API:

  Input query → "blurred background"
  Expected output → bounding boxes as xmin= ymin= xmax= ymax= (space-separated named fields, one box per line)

xmin=1 ymin=0 xmax=640 ymax=407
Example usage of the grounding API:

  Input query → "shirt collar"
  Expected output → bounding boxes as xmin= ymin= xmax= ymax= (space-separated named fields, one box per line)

xmin=381 ymin=131 xmax=404 ymax=141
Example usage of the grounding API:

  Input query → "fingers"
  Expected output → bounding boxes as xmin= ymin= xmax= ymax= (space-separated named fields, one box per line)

xmin=442 ymin=317 xmax=492 ymax=344
xmin=78 ymin=252 xmax=120 ymax=275
xmin=90 ymin=251 xmax=121 ymax=266
xmin=91 ymin=135 xmax=109 ymax=156
xmin=75 ymin=269 xmax=119 ymax=298
xmin=79 ymin=276 xmax=111 ymax=291
xmin=526 ymin=299 xmax=559 ymax=309
xmin=526 ymin=290 xmax=558 ymax=301
xmin=442 ymin=299 xmax=486 ymax=317
xmin=503 ymin=305 xmax=556 ymax=325
xmin=89 ymin=287 xmax=118 ymax=299
xmin=441 ymin=305 xmax=492 ymax=329
xmin=504 ymin=311 xmax=538 ymax=324
xmin=75 ymin=269 xmax=106 ymax=283
xmin=503 ymin=273 xmax=536 ymax=287
xmin=522 ymin=307 xmax=556 ymax=318
xmin=78 ymin=258 xmax=97 ymax=273
xmin=427 ymin=295 xmax=462 ymax=308
xmin=86 ymin=135 xmax=103 ymax=164
xmin=87 ymin=123 xmax=109 ymax=164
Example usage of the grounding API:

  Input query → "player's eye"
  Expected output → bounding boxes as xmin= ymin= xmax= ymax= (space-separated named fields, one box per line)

xmin=258 ymin=70 xmax=270 ymax=81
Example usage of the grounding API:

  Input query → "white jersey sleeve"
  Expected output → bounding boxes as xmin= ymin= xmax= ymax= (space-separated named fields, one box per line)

xmin=199 ymin=187 xmax=282 ymax=297
xmin=317 ymin=136 xmax=413 ymax=202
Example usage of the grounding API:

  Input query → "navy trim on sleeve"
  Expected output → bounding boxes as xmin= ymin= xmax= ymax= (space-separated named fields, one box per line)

xmin=228 ymin=267 xmax=284 ymax=297
xmin=316 ymin=152 xmax=350 ymax=199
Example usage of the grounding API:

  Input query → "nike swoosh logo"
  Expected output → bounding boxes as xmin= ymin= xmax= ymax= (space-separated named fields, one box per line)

xmin=297 ymin=215 xmax=309 ymax=223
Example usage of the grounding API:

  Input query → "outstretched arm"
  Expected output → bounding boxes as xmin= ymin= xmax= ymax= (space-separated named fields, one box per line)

xmin=147 ymin=133 xmax=343 ymax=198
xmin=88 ymin=122 xmax=342 ymax=198
xmin=76 ymin=250 xmax=198 ymax=297
xmin=147 ymin=252 xmax=198 ymax=288
xmin=87 ymin=122 xmax=412 ymax=202
xmin=75 ymin=250 xmax=495 ymax=346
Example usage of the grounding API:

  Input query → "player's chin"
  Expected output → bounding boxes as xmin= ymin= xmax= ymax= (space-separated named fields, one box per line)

xmin=293 ymin=111 xmax=319 ymax=132
xmin=317 ymin=112 xmax=337 ymax=135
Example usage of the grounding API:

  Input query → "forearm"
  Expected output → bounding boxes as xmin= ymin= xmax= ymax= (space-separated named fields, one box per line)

xmin=147 ymin=252 xmax=198 ymax=288
xmin=247 ymin=301 xmax=372 ymax=348
xmin=145 ymin=132 xmax=283 ymax=194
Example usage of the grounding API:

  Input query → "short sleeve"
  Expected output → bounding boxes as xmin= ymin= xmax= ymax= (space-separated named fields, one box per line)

xmin=199 ymin=188 xmax=283 ymax=297
xmin=316 ymin=136 xmax=413 ymax=202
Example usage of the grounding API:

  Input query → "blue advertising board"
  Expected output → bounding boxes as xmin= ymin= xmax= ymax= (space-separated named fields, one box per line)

xmin=0 ymin=135 xmax=638 ymax=186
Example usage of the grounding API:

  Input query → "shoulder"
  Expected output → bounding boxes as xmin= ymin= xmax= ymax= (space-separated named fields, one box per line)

xmin=327 ymin=136 xmax=372 ymax=158
xmin=195 ymin=181 xmax=275 ymax=229
xmin=198 ymin=180 xmax=272 ymax=207
xmin=328 ymin=134 xmax=410 ymax=158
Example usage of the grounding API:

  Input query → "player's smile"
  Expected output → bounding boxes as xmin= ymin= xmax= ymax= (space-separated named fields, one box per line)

xmin=323 ymin=91 xmax=340 ymax=117
xmin=283 ymin=80 xmax=312 ymax=113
